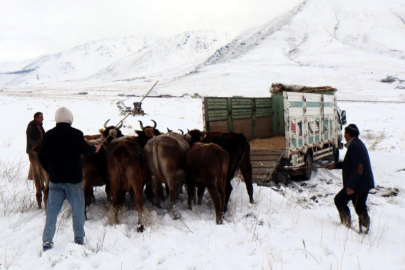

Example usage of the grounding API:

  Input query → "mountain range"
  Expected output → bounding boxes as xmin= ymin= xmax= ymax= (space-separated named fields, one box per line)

xmin=1 ymin=0 xmax=404 ymax=100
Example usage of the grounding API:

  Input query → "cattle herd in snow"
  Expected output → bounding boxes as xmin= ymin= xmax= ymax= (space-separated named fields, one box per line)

xmin=29 ymin=120 xmax=254 ymax=231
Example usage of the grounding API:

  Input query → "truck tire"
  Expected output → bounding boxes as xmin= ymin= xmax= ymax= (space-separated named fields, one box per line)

xmin=302 ymin=153 xmax=313 ymax=180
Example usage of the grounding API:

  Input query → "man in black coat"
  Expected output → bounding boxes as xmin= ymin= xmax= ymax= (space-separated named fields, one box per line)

xmin=26 ymin=112 xmax=45 ymax=179
xmin=327 ymin=124 xmax=375 ymax=233
xmin=39 ymin=107 xmax=101 ymax=251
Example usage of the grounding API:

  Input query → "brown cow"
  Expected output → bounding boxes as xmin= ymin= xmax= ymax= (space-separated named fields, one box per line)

xmin=144 ymin=132 xmax=189 ymax=219
xmin=106 ymin=136 xmax=147 ymax=232
xmin=82 ymin=119 xmax=124 ymax=219
xmin=185 ymin=130 xmax=254 ymax=212
xmin=186 ymin=142 xmax=229 ymax=224
xmin=28 ymin=141 xmax=49 ymax=209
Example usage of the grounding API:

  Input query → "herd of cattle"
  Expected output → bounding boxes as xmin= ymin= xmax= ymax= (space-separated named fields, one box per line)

xmin=29 ymin=120 xmax=254 ymax=232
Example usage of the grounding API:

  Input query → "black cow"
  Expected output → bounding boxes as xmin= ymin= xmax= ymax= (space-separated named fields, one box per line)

xmin=186 ymin=142 xmax=229 ymax=224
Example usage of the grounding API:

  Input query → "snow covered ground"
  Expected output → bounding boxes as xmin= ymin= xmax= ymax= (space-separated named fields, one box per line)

xmin=0 ymin=0 xmax=405 ymax=268
xmin=0 ymin=91 xmax=404 ymax=270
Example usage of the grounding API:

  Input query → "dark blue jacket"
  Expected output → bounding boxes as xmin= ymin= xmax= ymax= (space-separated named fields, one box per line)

xmin=38 ymin=123 xmax=95 ymax=184
xmin=336 ymin=137 xmax=375 ymax=192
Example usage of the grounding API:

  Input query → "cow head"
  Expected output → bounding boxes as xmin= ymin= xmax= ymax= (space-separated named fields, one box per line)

xmin=99 ymin=119 xmax=124 ymax=143
xmin=185 ymin=129 xmax=206 ymax=145
xmin=135 ymin=120 xmax=161 ymax=148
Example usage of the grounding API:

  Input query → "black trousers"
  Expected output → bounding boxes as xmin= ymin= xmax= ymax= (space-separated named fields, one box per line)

xmin=334 ymin=188 xmax=369 ymax=218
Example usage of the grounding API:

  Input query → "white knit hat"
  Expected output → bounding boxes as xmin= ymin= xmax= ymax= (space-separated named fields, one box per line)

xmin=55 ymin=107 xmax=73 ymax=124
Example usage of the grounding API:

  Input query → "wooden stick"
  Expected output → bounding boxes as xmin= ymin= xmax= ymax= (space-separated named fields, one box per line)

xmin=100 ymin=80 xmax=159 ymax=145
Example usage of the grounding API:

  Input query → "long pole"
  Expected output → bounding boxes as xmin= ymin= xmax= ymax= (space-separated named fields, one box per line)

xmin=139 ymin=80 xmax=159 ymax=104
xmin=100 ymin=80 xmax=159 ymax=145
xmin=284 ymin=165 xmax=330 ymax=170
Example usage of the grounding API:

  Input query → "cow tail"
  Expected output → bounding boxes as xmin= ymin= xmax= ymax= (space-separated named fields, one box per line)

xmin=121 ymin=152 xmax=126 ymax=170
xmin=237 ymin=134 xmax=249 ymax=165
xmin=151 ymin=140 xmax=162 ymax=180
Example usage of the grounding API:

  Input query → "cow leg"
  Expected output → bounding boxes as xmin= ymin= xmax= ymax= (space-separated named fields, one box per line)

xmin=151 ymin=175 xmax=161 ymax=208
xmin=33 ymin=166 xmax=42 ymax=209
xmin=165 ymin=184 xmax=169 ymax=197
xmin=197 ymin=186 xmax=206 ymax=205
xmin=105 ymin=183 xmax=111 ymax=203
xmin=111 ymin=189 xmax=124 ymax=224
xmin=43 ymin=176 xmax=49 ymax=211
xmin=131 ymin=179 xmax=144 ymax=233
xmin=187 ymin=180 xmax=195 ymax=210
xmin=239 ymin=153 xmax=254 ymax=204
xmin=207 ymin=186 xmax=223 ymax=225
xmin=129 ymin=188 xmax=135 ymax=210
xmin=170 ymin=189 xmax=180 ymax=220
xmin=168 ymin=176 xmax=180 ymax=220
xmin=224 ymin=180 xmax=233 ymax=213
xmin=83 ymin=184 xmax=93 ymax=220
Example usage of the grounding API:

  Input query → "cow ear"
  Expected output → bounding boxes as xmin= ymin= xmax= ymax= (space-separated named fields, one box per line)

xmin=185 ymin=134 xmax=191 ymax=142
xmin=135 ymin=130 xmax=140 ymax=136
xmin=99 ymin=128 xmax=105 ymax=134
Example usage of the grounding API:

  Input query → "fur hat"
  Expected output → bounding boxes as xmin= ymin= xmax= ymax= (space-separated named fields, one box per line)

xmin=345 ymin=124 xmax=360 ymax=137
xmin=55 ymin=107 xmax=73 ymax=124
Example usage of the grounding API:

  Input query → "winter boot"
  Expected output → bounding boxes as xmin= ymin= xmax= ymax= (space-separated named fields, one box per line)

xmin=359 ymin=214 xmax=370 ymax=234
xmin=42 ymin=241 xmax=53 ymax=252
xmin=339 ymin=211 xmax=351 ymax=228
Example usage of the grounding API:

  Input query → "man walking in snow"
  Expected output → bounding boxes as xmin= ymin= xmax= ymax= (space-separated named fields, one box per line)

xmin=26 ymin=112 xmax=45 ymax=180
xmin=38 ymin=107 xmax=101 ymax=251
xmin=327 ymin=124 xmax=374 ymax=233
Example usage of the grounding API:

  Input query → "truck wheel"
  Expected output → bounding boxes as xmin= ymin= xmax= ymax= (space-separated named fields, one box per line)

xmin=302 ymin=153 xmax=313 ymax=180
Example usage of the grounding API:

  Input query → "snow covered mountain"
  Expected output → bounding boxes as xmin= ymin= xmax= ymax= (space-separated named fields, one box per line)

xmin=86 ymin=29 xmax=233 ymax=83
xmin=0 ymin=36 xmax=157 ymax=86
xmin=159 ymin=0 xmax=405 ymax=99
xmin=1 ymin=0 xmax=404 ymax=100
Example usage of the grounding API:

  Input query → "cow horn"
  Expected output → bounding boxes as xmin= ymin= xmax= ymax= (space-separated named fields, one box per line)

xmin=187 ymin=129 xmax=190 ymax=133
xmin=178 ymin=129 xmax=184 ymax=135
xmin=139 ymin=120 xmax=145 ymax=130
xmin=116 ymin=121 xmax=123 ymax=130
xmin=104 ymin=119 xmax=110 ymax=129
xmin=167 ymin=128 xmax=172 ymax=132
xmin=151 ymin=120 xmax=157 ymax=129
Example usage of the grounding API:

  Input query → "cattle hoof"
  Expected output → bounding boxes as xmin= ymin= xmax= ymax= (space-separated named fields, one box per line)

xmin=250 ymin=198 xmax=254 ymax=204
xmin=137 ymin=224 xmax=144 ymax=233
xmin=171 ymin=211 xmax=181 ymax=220
xmin=216 ymin=218 xmax=224 ymax=225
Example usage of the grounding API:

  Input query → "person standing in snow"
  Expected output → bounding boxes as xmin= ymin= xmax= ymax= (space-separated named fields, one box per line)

xmin=26 ymin=112 xmax=45 ymax=180
xmin=38 ymin=107 xmax=101 ymax=251
xmin=327 ymin=124 xmax=374 ymax=233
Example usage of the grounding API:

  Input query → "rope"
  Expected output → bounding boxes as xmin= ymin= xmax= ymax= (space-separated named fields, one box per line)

xmin=99 ymin=80 xmax=159 ymax=145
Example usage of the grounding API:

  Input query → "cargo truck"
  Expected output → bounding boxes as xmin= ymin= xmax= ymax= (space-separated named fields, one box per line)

xmin=202 ymin=83 xmax=347 ymax=184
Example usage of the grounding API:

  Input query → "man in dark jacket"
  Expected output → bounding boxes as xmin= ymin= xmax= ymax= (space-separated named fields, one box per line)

xmin=39 ymin=107 xmax=101 ymax=251
xmin=327 ymin=124 xmax=375 ymax=234
xmin=26 ymin=112 xmax=45 ymax=179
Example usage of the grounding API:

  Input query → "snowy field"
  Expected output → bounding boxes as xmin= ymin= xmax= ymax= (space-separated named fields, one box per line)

xmin=0 ymin=0 xmax=404 ymax=268
xmin=0 ymin=90 xmax=404 ymax=270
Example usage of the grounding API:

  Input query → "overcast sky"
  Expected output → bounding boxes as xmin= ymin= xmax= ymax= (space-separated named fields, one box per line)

xmin=0 ymin=0 xmax=302 ymax=63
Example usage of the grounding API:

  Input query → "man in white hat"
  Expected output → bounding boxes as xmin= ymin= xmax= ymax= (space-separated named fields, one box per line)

xmin=39 ymin=107 xmax=101 ymax=251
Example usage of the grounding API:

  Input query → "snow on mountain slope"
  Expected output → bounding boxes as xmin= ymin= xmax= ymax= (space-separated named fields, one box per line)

xmin=86 ymin=29 xmax=234 ymax=83
xmin=0 ymin=36 xmax=157 ymax=86
xmin=1 ymin=0 xmax=404 ymax=101
xmin=158 ymin=0 xmax=405 ymax=99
